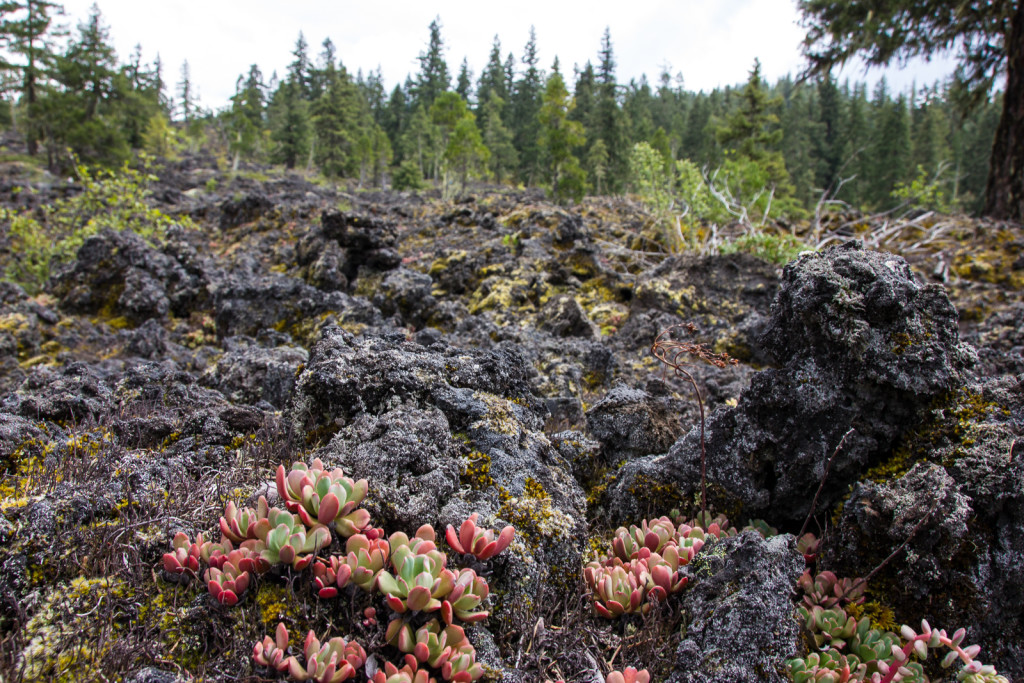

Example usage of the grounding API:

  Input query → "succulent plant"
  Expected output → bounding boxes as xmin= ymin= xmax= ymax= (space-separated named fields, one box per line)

xmin=368 ymin=654 xmax=437 ymax=683
xmin=313 ymin=555 xmax=353 ymax=599
xmin=258 ymin=508 xmax=331 ymax=571
xmin=162 ymin=531 xmax=203 ymax=578
xmin=874 ymin=621 xmax=1008 ymax=683
xmin=801 ymin=605 xmax=859 ymax=650
xmin=788 ymin=650 xmax=863 ymax=683
xmin=347 ymin=532 xmax=391 ymax=592
xmin=586 ymin=564 xmax=650 ymax=618
xmin=253 ymin=621 xmax=291 ymax=672
xmin=442 ymin=644 xmax=484 ymax=682
xmin=444 ymin=513 xmax=515 ymax=561
xmin=387 ymin=617 xmax=470 ymax=670
xmin=219 ymin=496 xmax=271 ymax=544
xmin=797 ymin=532 xmax=821 ymax=565
xmin=284 ymin=628 xmax=367 ymax=683
xmin=198 ymin=534 xmax=235 ymax=567
xmin=610 ymin=517 xmax=677 ymax=561
xmin=606 ymin=668 xmax=651 ymax=683
xmin=204 ymin=557 xmax=250 ymax=606
xmin=276 ymin=458 xmax=371 ymax=536
xmin=799 ymin=570 xmax=866 ymax=610
xmin=744 ymin=518 xmax=779 ymax=538
xmin=377 ymin=546 xmax=455 ymax=615
xmin=441 ymin=567 xmax=490 ymax=624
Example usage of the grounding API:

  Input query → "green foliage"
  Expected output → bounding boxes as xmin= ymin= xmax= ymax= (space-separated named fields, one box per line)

xmin=393 ymin=159 xmax=426 ymax=191
xmin=891 ymin=163 xmax=955 ymax=213
xmin=719 ymin=231 xmax=809 ymax=265
xmin=628 ymin=143 xmax=718 ymax=250
xmin=2 ymin=156 xmax=186 ymax=294
xmin=538 ymin=63 xmax=586 ymax=202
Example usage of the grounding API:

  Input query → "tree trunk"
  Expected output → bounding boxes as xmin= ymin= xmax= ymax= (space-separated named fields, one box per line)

xmin=983 ymin=1 xmax=1024 ymax=221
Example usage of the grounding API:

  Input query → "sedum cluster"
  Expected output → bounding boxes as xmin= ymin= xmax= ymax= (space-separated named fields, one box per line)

xmin=788 ymin=571 xmax=1007 ymax=683
xmin=584 ymin=513 xmax=733 ymax=618
xmin=163 ymin=457 xmax=515 ymax=683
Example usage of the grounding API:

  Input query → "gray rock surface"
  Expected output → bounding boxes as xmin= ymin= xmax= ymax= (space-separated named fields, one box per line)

xmin=670 ymin=532 xmax=804 ymax=683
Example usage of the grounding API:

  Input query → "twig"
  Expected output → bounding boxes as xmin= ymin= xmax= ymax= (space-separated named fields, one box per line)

xmin=799 ymin=428 xmax=854 ymax=539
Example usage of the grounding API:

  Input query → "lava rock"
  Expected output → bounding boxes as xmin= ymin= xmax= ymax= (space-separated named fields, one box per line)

xmin=669 ymin=532 xmax=804 ymax=683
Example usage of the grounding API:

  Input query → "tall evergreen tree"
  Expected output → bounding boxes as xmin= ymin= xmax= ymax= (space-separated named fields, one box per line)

xmin=0 ymin=0 xmax=63 ymax=154
xmin=227 ymin=64 xmax=266 ymax=167
xmin=288 ymin=32 xmax=313 ymax=100
xmin=511 ymin=26 xmax=542 ymax=184
xmin=814 ymin=73 xmax=844 ymax=195
xmin=268 ymin=76 xmax=310 ymax=169
xmin=590 ymin=28 xmax=627 ymax=192
xmin=480 ymin=91 xmax=517 ymax=183
xmin=476 ymin=35 xmax=506 ymax=128
xmin=413 ymin=17 xmax=450 ymax=108
xmin=455 ymin=57 xmax=473 ymax=104
xmin=41 ymin=4 xmax=130 ymax=167
xmin=866 ymin=80 xmax=911 ymax=208
xmin=311 ymin=59 xmax=366 ymax=177
xmin=538 ymin=59 xmax=586 ymax=201
xmin=176 ymin=59 xmax=198 ymax=123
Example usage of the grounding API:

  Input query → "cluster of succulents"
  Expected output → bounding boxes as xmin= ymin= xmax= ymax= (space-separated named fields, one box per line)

xmin=788 ymin=572 xmax=1007 ymax=683
xmin=163 ymin=457 xmax=517 ymax=683
xmin=161 ymin=463 xmax=362 ymax=605
xmin=254 ymin=622 xmax=368 ymax=683
xmin=584 ymin=514 xmax=730 ymax=618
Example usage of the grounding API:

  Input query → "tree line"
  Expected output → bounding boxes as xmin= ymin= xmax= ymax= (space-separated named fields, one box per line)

xmin=0 ymin=3 xmax=1012 ymax=218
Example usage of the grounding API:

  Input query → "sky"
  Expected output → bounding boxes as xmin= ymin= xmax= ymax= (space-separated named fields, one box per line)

xmin=58 ymin=0 xmax=959 ymax=111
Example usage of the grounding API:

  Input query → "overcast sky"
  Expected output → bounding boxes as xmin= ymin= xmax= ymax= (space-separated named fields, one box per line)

xmin=59 ymin=0 xmax=958 ymax=111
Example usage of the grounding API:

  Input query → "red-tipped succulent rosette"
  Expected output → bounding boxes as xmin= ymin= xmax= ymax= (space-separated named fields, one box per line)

xmin=444 ymin=513 xmax=515 ymax=561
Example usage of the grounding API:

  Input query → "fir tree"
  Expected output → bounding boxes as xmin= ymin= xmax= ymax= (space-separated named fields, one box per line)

xmin=511 ymin=26 xmax=542 ymax=184
xmin=413 ymin=17 xmax=450 ymax=108
xmin=480 ymin=91 xmax=517 ymax=183
xmin=0 ymin=0 xmax=63 ymax=154
xmin=590 ymin=27 xmax=627 ymax=192
xmin=538 ymin=59 xmax=586 ymax=201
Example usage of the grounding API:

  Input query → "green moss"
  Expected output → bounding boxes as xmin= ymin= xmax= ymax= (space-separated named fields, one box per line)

xmin=461 ymin=451 xmax=495 ymax=491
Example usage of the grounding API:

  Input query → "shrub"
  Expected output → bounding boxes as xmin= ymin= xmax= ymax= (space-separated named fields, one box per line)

xmin=1 ymin=155 xmax=190 ymax=294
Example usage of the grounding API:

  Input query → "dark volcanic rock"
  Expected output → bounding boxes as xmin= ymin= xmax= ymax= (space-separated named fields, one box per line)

xmin=538 ymin=294 xmax=596 ymax=338
xmin=201 ymin=336 xmax=308 ymax=409
xmin=670 ymin=532 xmax=804 ymax=683
xmin=585 ymin=383 xmax=685 ymax=463
xmin=52 ymin=228 xmax=210 ymax=324
xmin=604 ymin=243 xmax=977 ymax=525
xmin=219 ymin=191 xmax=273 ymax=229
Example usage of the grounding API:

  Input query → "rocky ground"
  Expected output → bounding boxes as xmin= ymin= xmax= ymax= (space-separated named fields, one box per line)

xmin=0 ymin=157 xmax=1021 ymax=682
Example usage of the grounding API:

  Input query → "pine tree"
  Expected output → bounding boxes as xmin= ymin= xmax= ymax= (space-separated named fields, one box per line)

xmin=310 ymin=38 xmax=336 ymax=99
xmin=590 ymin=27 xmax=628 ymax=192
xmin=714 ymin=59 xmax=797 ymax=213
xmin=624 ymin=76 xmax=654 ymax=143
xmin=311 ymin=60 xmax=367 ymax=177
xmin=227 ymin=64 xmax=266 ymax=169
xmin=511 ymin=26 xmax=542 ymax=184
xmin=0 ymin=0 xmax=63 ymax=154
xmin=476 ymin=35 xmax=506 ymax=129
xmin=176 ymin=59 xmax=197 ymax=123
xmin=268 ymin=77 xmax=309 ymax=169
xmin=413 ymin=17 xmax=450 ymax=109
xmin=41 ymin=4 xmax=130 ymax=167
xmin=480 ymin=91 xmax=517 ymax=183
xmin=538 ymin=59 xmax=586 ymax=201
xmin=814 ymin=73 xmax=844 ymax=195
xmin=288 ymin=32 xmax=313 ymax=100
xmin=455 ymin=58 xmax=473 ymax=104
xmin=866 ymin=80 xmax=911 ymax=208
